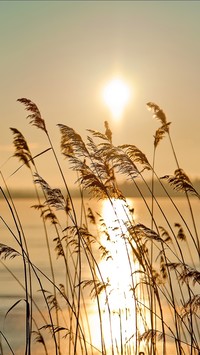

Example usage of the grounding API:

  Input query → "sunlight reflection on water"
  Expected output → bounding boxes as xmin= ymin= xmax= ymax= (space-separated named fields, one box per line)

xmin=92 ymin=198 xmax=142 ymax=354
xmin=0 ymin=197 xmax=200 ymax=354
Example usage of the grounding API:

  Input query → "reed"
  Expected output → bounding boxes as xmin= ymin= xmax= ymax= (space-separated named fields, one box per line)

xmin=0 ymin=99 xmax=199 ymax=355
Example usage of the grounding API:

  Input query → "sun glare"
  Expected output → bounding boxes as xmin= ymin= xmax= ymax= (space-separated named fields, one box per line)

xmin=102 ymin=78 xmax=131 ymax=120
xmin=93 ymin=198 xmax=140 ymax=353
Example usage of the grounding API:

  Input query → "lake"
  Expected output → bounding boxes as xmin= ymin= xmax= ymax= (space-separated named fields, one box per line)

xmin=0 ymin=196 xmax=199 ymax=355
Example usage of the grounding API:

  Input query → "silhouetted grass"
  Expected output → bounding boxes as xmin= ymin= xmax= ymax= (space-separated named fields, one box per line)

xmin=0 ymin=99 xmax=199 ymax=355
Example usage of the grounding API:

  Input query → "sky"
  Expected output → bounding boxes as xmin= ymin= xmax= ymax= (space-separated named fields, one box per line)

xmin=0 ymin=1 xmax=200 ymax=190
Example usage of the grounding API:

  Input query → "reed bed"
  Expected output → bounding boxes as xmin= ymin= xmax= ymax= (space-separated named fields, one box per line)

xmin=0 ymin=99 xmax=199 ymax=355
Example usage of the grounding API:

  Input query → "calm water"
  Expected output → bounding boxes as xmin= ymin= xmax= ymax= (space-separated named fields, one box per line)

xmin=0 ymin=196 xmax=199 ymax=354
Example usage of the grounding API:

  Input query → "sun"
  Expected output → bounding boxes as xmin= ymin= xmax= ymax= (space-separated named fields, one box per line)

xmin=102 ymin=78 xmax=131 ymax=120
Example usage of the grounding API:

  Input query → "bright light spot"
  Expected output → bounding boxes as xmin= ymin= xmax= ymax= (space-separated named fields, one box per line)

xmin=102 ymin=78 xmax=131 ymax=120
xmin=97 ymin=198 xmax=138 ymax=352
xmin=89 ymin=198 xmax=149 ymax=353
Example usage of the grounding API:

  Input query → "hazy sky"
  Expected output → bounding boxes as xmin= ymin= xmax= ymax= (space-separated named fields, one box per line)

xmin=1 ymin=1 xmax=200 ymax=189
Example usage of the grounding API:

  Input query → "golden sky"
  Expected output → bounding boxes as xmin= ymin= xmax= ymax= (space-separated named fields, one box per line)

xmin=0 ymin=1 xmax=200 ymax=189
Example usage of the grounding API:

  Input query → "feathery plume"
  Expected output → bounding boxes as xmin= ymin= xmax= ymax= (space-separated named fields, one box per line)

xmin=10 ymin=128 xmax=35 ymax=168
xmin=147 ymin=102 xmax=169 ymax=128
xmin=161 ymin=169 xmax=200 ymax=198
xmin=58 ymin=124 xmax=89 ymax=158
xmin=17 ymin=98 xmax=47 ymax=132
xmin=104 ymin=121 xmax=112 ymax=143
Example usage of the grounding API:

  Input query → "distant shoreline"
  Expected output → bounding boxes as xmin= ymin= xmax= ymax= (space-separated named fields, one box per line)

xmin=1 ymin=179 xmax=200 ymax=199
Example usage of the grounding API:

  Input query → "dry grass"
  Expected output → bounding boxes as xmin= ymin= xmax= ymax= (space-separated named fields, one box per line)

xmin=0 ymin=99 xmax=199 ymax=355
